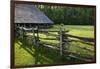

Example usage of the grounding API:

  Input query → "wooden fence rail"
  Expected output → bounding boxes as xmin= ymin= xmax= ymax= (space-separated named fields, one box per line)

xmin=16 ymin=27 xmax=95 ymax=62
xmin=41 ymin=43 xmax=94 ymax=62
xmin=64 ymin=34 xmax=94 ymax=42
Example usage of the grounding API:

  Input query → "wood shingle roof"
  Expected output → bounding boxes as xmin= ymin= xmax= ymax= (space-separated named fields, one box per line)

xmin=15 ymin=4 xmax=53 ymax=24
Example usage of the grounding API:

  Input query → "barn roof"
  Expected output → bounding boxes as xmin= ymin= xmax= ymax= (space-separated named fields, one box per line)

xmin=14 ymin=4 xmax=53 ymax=24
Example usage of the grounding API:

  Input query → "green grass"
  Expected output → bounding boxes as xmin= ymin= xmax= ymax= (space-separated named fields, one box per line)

xmin=15 ymin=40 xmax=35 ymax=66
xmin=15 ymin=38 xmax=70 ymax=66
xmin=52 ymin=25 xmax=94 ymax=38
xmin=15 ymin=25 xmax=95 ymax=66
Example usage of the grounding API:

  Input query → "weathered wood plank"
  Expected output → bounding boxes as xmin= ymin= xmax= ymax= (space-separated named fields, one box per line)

xmin=64 ymin=34 xmax=94 ymax=42
xmin=20 ymin=27 xmax=69 ymax=32
xmin=39 ymin=29 xmax=69 ymax=32
xmin=45 ymin=33 xmax=59 ymax=36
xmin=42 ymin=43 xmax=94 ymax=59
xmin=67 ymin=54 xmax=92 ymax=62
xmin=40 ymin=42 xmax=59 ymax=46
xmin=63 ymin=50 xmax=94 ymax=59
xmin=41 ymin=43 xmax=94 ymax=62
xmin=67 ymin=39 xmax=94 ymax=46
xmin=70 ymin=45 xmax=94 ymax=52
xmin=40 ymin=37 xmax=58 ymax=40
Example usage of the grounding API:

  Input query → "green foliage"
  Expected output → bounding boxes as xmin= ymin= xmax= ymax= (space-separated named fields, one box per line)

xmin=37 ymin=5 xmax=95 ymax=25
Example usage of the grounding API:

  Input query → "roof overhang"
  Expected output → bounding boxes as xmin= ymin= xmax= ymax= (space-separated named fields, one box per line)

xmin=14 ymin=3 xmax=53 ymax=24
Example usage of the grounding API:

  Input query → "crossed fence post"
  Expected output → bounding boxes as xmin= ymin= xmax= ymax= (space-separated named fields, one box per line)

xmin=59 ymin=27 xmax=65 ymax=56
xmin=59 ymin=27 xmax=68 ymax=57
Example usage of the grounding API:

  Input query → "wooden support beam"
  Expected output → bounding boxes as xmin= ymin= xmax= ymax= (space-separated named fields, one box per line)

xmin=59 ymin=28 xmax=63 ymax=56
xmin=32 ymin=27 xmax=36 ymax=46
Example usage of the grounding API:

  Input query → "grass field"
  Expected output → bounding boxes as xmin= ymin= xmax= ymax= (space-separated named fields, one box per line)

xmin=52 ymin=25 xmax=94 ymax=38
xmin=14 ymin=25 xmax=95 ymax=66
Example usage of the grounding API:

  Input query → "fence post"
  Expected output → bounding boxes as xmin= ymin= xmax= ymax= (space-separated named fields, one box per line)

xmin=32 ymin=27 xmax=36 ymax=46
xmin=36 ymin=26 xmax=39 ymax=46
xmin=59 ymin=27 xmax=67 ymax=56
xmin=19 ymin=26 xmax=24 ymax=40
xmin=32 ymin=26 xmax=39 ymax=46
xmin=59 ymin=28 xmax=63 ymax=56
xmin=34 ymin=26 xmax=40 ymax=64
xmin=23 ymin=24 xmax=26 ymax=41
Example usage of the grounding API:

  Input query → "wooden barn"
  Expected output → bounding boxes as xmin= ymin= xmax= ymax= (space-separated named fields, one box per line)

xmin=14 ymin=4 xmax=54 ymax=45
xmin=14 ymin=4 xmax=53 ymax=28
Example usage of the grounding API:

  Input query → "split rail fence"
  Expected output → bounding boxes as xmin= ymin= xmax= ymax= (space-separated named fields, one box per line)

xmin=16 ymin=27 xmax=95 ymax=62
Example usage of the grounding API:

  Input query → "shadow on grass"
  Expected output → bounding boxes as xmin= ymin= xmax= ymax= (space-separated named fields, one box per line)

xmin=15 ymin=37 xmax=83 ymax=64
xmin=15 ymin=36 xmax=71 ymax=65
xmin=15 ymin=35 xmax=88 ymax=65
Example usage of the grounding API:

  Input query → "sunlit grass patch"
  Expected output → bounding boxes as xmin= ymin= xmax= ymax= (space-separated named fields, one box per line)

xmin=15 ymin=41 xmax=35 ymax=66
